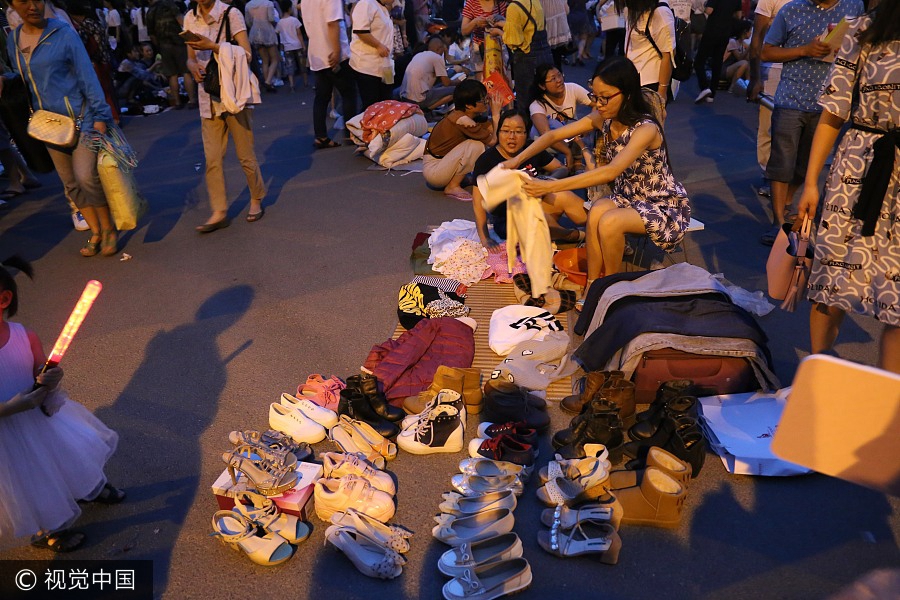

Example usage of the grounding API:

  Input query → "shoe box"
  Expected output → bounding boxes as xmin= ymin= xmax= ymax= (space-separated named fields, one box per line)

xmin=212 ymin=461 xmax=323 ymax=519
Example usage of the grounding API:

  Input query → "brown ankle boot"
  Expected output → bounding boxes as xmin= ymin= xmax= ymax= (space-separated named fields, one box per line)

xmin=561 ymin=371 xmax=607 ymax=414
xmin=457 ymin=368 xmax=483 ymax=414
xmin=601 ymin=379 xmax=636 ymax=427
xmin=402 ymin=366 xmax=464 ymax=415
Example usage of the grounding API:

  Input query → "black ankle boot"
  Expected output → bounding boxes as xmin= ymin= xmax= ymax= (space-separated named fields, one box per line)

xmin=629 ymin=395 xmax=699 ymax=440
xmin=339 ymin=388 xmax=400 ymax=438
xmin=665 ymin=429 xmax=706 ymax=477
xmin=358 ymin=374 xmax=406 ymax=422
xmin=557 ymin=412 xmax=625 ymax=461
xmin=636 ymin=379 xmax=695 ymax=423
xmin=552 ymin=398 xmax=619 ymax=449
xmin=483 ymin=382 xmax=550 ymax=431
xmin=622 ymin=415 xmax=700 ymax=459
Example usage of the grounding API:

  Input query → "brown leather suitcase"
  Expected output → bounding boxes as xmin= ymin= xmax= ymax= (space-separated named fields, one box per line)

xmin=631 ymin=349 xmax=757 ymax=403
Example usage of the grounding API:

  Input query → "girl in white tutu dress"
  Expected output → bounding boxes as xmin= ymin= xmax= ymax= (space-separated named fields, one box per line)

xmin=0 ymin=257 xmax=123 ymax=552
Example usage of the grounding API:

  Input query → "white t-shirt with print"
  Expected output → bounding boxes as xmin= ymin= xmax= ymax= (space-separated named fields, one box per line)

xmin=301 ymin=0 xmax=351 ymax=72
xmin=528 ymin=82 xmax=592 ymax=122
xmin=349 ymin=0 xmax=393 ymax=77
xmin=625 ymin=6 xmax=676 ymax=87
xmin=399 ymin=50 xmax=448 ymax=102
xmin=276 ymin=16 xmax=303 ymax=50
xmin=755 ymin=0 xmax=792 ymax=73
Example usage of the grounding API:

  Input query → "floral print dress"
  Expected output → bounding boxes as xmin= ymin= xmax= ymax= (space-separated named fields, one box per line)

xmin=601 ymin=118 xmax=691 ymax=252
xmin=806 ymin=15 xmax=900 ymax=327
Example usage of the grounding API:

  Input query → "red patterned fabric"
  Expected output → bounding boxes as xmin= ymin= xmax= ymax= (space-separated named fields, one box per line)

xmin=359 ymin=100 xmax=423 ymax=143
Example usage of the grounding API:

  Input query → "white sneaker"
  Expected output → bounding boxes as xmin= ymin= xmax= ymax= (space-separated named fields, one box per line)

xmin=401 ymin=389 xmax=465 ymax=430
xmin=320 ymin=451 xmax=396 ymax=495
xmin=268 ymin=403 xmax=327 ymax=444
xmin=314 ymin=475 xmax=396 ymax=522
xmin=280 ymin=392 xmax=338 ymax=429
xmin=72 ymin=211 xmax=90 ymax=231
xmin=397 ymin=404 xmax=463 ymax=455
xmin=694 ymin=88 xmax=713 ymax=104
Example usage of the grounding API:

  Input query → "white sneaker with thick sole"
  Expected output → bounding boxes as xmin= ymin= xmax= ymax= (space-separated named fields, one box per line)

xmin=280 ymin=392 xmax=338 ymax=428
xmin=397 ymin=404 xmax=463 ymax=455
xmin=72 ymin=211 xmax=90 ymax=231
xmin=268 ymin=402 xmax=327 ymax=444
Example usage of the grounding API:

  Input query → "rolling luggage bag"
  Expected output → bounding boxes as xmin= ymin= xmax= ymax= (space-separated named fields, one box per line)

xmin=631 ymin=349 xmax=756 ymax=403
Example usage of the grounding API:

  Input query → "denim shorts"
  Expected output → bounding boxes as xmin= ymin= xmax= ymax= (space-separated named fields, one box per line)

xmin=766 ymin=107 xmax=821 ymax=184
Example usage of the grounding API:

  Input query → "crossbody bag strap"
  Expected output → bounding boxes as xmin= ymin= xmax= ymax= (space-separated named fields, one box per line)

xmin=643 ymin=5 xmax=663 ymax=59
xmin=216 ymin=6 xmax=234 ymax=44
xmin=508 ymin=0 xmax=538 ymax=30
xmin=13 ymin=28 xmax=40 ymax=112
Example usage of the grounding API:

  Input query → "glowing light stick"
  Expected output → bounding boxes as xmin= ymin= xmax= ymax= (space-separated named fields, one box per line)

xmin=38 ymin=280 xmax=102 ymax=375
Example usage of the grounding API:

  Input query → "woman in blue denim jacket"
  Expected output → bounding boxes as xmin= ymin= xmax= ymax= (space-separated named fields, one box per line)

xmin=1 ymin=0 xmax=119 ymax=257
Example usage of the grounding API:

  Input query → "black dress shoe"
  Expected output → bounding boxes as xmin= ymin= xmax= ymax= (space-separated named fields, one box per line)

xmin=622 ymin=415 xmax=701 ymax=459
xmin=196 ymin=218 xmax=230 ymax=233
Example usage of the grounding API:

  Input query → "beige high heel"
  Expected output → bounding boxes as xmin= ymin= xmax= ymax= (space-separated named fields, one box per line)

xmin=325 ymin=525 xmax=406 ymax=579
xmin=221 ymin=451 xmax=297 ymax=497
xmin=211 ymin=511 xmax=294 ymax=566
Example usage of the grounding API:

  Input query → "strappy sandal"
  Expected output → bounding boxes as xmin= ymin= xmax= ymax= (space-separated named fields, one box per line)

xmin=80 ymin=234 xmax=101 ymax=257
xmin=329 ymin=419 xmax=387 ymax=470
xmin=313 ymin=137 xmax=341 ymax=150
xmin=89 ymin=483 xmax=126 ymax=504
xmin=331 ymin=508 xmax=413 ymax=553
xmin=539 ymin=500 xmax=621 ymax=531
xmin=437 ymin=533 xmax=523 ymax=578
xmin=451 ymin=473 xmax=524 ymax=497
xmin=232 ymin=491 xmax=310 ymax=544
xmin=221 ymin=450 xmax=298 ymax=496
xmin=31 ymin=530 xmax=85 ymax=553
xmin=229 ymin=429 xmax=312 ymax=462
xmin=100 ymin=229 xmax=118 ymax=256
xmin=438 ymin=490 xmax=518 ymax=517
xmin=211 ymin=511 xmax=294 ymax=566
xmin=537 ymin=519 xmax=621 ymax=563
xmin=325 ymin=525 xmax=406 ymax=579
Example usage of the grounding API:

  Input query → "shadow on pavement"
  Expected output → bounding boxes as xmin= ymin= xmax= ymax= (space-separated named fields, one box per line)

xmin=91 ymin=285 xmax=254 ymax=595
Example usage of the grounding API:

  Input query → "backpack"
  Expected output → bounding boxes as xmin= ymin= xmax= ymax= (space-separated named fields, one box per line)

xmin=644 ymin=2 xmax=693 ymax=82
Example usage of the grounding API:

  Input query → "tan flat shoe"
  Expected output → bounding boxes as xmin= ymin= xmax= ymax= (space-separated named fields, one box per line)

xmin=330 ymin=508 xmax=412 ymax=553
xmin=328 ymin=419 xmax=386 ymax=470
xmin=438 ymin=532 xmax=523 ymax=577
xmin=438 ymin=490 xmax=518 ymax=517
xmin=432 ymin=508 xmax=515 ymax=546
xmin=442 ymin=558 xmax=532 ymax=600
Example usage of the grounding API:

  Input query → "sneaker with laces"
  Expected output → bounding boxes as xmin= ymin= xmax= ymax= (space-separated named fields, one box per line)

xmin=467 ymin=434 xmax=537 ymax=466
xmin=72 ymin=211 xmax=90 ymax=231
xmin=397 ymin=404 xmax=463 ymax=455
xmin=401 ymin=389 xmax=465 ymax=430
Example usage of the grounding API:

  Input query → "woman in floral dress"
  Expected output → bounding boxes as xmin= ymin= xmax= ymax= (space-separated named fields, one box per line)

xmin=502 ymin=56 xmax=690 ymax=291
xmin=795 ymin=1 xmax=900 ymax=372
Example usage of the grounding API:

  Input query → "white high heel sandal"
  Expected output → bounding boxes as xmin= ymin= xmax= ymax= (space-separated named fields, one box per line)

xmin=232 ymin=491 xmax=311 ymax=544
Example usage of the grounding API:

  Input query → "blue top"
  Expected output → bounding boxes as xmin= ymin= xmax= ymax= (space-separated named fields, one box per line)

xmin=764 ymin=0 xmax=863 ymax=112
xmin=6 ymin=19 xmax=113 ymax=126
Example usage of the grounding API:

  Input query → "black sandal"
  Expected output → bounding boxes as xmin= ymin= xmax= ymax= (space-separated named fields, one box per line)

xmin=89 ymin=483 xmax=126 ymax=504
xmin=313 ymin=137 xmax=341 ymax=150
xmin=31 ymin=530 xmax=85 ymax=553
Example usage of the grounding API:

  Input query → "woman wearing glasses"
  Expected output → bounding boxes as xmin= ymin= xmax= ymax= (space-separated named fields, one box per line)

xmin=471 ymin=109 xmax=586 ymax=249
xmin=528 ymin=63 xmax=593 ymax=172
xmin=502 ymin=56 xmax=690 ymax=288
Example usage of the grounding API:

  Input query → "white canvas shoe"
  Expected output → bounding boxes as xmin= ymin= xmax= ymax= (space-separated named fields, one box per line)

xmin=268 ymin=403 xmax=327 ymax=444
xmin=320 ymin=451 xmax=396 ymax=495
xmin=280 ymin=392 xmax=338 ymax=428
xmin=397 ymin=404 xmax=463 ymax=455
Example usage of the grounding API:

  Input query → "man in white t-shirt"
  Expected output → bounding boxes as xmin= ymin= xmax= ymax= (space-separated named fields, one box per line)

xmin=746 ymin=0 xmax=791 ymax=197
xmin=398 ymin=37 xmax=458 ymax=110
xmin=301 ymin=0 xmax=358 ymax=148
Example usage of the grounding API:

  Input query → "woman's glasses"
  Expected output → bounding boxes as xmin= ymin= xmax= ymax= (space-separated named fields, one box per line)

xmin=498 ymin=129 xmax=527 ymax=136
xmin=544 ymin=73 xmax=564 ymax=84
xmin=587 ymin=91 xmax=622 ymax=106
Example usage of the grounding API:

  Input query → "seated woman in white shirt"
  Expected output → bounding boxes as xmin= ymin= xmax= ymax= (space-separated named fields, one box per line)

xmin=528 ymin=64 xmax=594 ymax=172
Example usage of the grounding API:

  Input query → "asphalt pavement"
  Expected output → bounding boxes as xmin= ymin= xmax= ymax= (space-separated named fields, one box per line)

xmin=1 ymin=62 xmax=898 ymax=600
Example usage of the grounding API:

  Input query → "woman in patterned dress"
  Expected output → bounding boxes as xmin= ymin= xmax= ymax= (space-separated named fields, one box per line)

xmin=501 ymin=56 xmax=690 ymax=289
xmin=795 ymin=0 xmax=900 ymax=372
